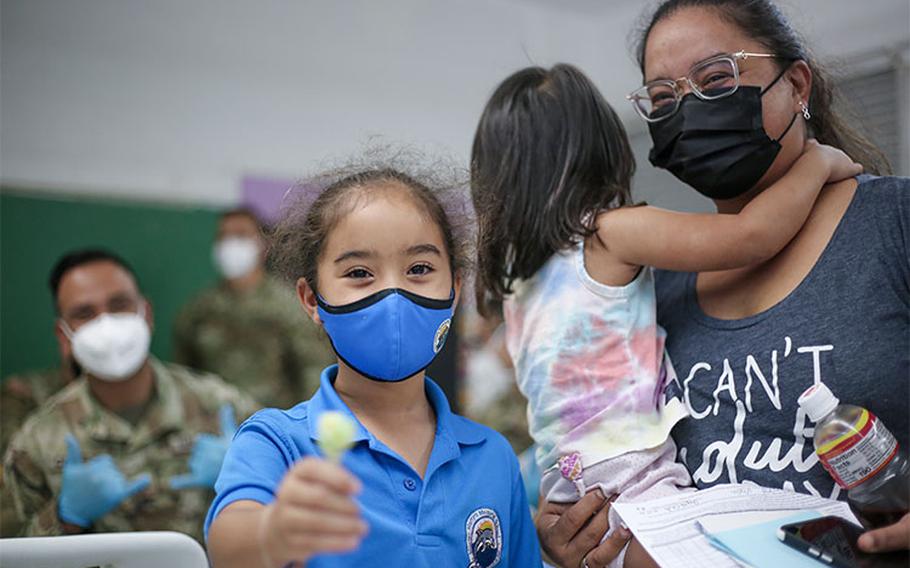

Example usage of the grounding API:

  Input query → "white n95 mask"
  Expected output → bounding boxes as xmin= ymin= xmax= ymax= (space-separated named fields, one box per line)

xmin=61 ymin=309 xmax=151 ymax=382
xmin=213 ymin=237 xmax=260 ymax=279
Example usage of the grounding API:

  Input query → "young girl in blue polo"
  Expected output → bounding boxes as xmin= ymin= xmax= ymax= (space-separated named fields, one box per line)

xmin=205 ymin=164 xmax=544 ymax=567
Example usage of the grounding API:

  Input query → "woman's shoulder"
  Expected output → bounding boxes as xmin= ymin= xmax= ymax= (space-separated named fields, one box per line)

xmin=854 ymin=174 xmax=910 ymax=208
xmin=844 ymin=175 xmax=909 ymax=242
xmin=856 ymin=173 xmax=910 ymax=189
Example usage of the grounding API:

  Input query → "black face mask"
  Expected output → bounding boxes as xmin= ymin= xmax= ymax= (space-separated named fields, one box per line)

xmin=647 ymin=70 xmax=797 ymax=200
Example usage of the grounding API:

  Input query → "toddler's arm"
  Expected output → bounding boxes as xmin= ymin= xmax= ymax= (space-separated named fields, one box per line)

xmin=596 ymin=141 xmax=862 ymax=272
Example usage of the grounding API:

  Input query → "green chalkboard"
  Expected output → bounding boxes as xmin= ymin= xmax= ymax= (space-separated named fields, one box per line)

xmin=0 ymin=188 xmax=221 ymax=380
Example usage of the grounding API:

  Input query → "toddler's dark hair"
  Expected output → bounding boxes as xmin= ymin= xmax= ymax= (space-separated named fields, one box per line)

xmin=471 ymin=63 xmax=635 ymax=314
xmin=271 ymin=147 xmax=472 ymax=295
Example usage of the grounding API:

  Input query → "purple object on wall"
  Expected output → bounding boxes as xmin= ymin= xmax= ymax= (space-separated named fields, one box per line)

xmin=240 ymin=175 xmax=296 ymax=226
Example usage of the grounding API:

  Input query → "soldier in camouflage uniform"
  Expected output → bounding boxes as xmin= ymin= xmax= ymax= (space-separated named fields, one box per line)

xmin=174 ymin=208 xmax=334 ymax=408
xmin=4 ymin=359 xmax=258 ymax=541
xmin=1 ymin=366 xmax=73 ymax=457
xmin=2 ymin=249 xmax=259 ymax=541
xmin=1 ymin=365 xmax=73 ymax=536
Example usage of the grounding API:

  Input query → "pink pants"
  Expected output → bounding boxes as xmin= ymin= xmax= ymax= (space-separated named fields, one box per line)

xmin=540 ymin=438 xmax=693 ymax=568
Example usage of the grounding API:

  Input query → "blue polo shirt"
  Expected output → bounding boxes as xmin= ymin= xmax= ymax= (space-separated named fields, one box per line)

xmin=205 ymin=366 xmax=542 ymax=567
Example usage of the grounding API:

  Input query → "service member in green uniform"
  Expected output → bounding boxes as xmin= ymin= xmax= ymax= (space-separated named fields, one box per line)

xmin=174 ymin=208 xmax=334 ymax=408
xmin=1 ymin=364 xmax=74 ymax=537
xmin=2 ymin=249 xmax=259 ymax=541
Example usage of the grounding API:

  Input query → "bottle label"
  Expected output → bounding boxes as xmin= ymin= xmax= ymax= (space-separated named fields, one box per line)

xmin=817 ymin=410 xmax=899 ymax=489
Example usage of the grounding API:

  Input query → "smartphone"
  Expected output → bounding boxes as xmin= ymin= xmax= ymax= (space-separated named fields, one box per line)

xmin=777 ymin=516 xmax=909 ymax=568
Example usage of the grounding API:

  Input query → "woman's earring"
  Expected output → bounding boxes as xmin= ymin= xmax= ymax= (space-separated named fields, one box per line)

xmin=799 ymin=100 xmax=811 ymax=120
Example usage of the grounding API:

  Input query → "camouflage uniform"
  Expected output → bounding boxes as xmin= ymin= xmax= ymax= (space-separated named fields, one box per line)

xmin=2 ymin=358 xmax=259 ymax=541
xmin=1 ymin=368 xmax=69 ymax=457
xmin=1 ymin=367 xmax=69 ymax=536
xmin=174 ymin=275 xmax=334 ymax=408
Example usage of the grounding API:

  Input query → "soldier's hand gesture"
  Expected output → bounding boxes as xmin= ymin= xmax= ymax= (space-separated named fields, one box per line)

xmin=169 ymin=404 xmax=237 ymax=490
xmin=58 ymin=434 xmax=151 ymax=527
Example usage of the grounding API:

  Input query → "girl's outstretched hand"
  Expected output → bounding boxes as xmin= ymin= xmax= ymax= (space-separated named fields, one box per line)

xmin=258 ymin=457 xmax=368 ymax=567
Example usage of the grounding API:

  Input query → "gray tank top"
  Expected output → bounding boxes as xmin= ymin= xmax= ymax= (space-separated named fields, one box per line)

xmin=656 ymin=175 xmax=910 ymax=499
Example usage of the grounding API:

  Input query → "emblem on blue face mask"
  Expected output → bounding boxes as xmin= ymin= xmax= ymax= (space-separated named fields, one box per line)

xmin=317 ymin=288 xmax=455 ymax=382
xmin=466 ymin=507 xmax=502 ymax=568
xmin=434 ymin=319 xmax=451 ymax=354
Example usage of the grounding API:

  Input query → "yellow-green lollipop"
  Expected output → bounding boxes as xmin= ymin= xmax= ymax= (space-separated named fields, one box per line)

xmin=317 ymin=411 xmax=357 ymax=462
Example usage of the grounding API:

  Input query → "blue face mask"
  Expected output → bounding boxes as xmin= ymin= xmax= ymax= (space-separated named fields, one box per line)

xmin=317 ymin=288 xmax=455 ymax=382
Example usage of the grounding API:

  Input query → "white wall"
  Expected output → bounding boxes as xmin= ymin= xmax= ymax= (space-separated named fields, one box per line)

xmin=2 ymin=0 xmax=908 ymax=208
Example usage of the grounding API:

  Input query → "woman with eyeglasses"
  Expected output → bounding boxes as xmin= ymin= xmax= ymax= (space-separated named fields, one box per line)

xmin=473 ymin=63 xmax=859 ymax=568
xmin=535 ymin=1 xmax=910 ymax=567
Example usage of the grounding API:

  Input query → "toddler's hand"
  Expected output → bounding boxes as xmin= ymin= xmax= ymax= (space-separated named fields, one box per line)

xmin=259 ymin=457 xmax=367 ymax=566
xmin=803 ymin=139 xmax=863 ymax=183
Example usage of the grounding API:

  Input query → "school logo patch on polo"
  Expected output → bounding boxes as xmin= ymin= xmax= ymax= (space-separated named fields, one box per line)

xmin=465 ymin=507 xmax=502 ymax=568
xmin=433 ymin=318 xmax=451 ymax=353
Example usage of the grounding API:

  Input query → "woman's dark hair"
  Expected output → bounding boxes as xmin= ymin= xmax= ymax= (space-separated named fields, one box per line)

xmin=470 ymin=63 xmax=635 ymax=314
xmin=635 ymin=0 xmax=892 ymax=176
xmin=271 ymin=151 xmax=471 ymax=296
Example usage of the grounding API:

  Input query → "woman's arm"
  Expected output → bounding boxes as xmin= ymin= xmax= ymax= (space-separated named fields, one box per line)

xmin=208 ymin=458 xmax=367 ymax=568
xmin=534 ymin=492 xmax=659 ymax=568
xmin=535 ymin=491 xmax=632 ymax=567
xmin=596 ymin=141 xmax=862 ymax=272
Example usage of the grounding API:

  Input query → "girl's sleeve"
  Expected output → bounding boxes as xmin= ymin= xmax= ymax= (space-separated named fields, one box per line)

xmin=508 ymin=452 xmax=544 ymax=567
xmin=203 ymin=413 xmax=295 ymax=541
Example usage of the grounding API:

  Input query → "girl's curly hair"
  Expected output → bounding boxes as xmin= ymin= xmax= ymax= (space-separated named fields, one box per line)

xmin=270 ymin=145 xmax=474 ymax=295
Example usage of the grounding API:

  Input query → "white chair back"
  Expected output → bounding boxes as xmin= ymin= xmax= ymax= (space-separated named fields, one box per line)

xmin=0 ymin=531 xmax=208 ymax=568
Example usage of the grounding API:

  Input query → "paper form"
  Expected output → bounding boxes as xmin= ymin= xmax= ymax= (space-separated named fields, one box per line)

xmin=612 ymin=484 xmax=860 ymax=568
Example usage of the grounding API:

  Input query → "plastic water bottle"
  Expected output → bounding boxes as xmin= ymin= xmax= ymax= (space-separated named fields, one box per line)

xmin=798 ymin=382 xmax=910 ymax=528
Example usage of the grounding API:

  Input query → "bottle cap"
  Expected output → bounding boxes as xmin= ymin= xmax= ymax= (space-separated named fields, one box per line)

xmin=798 ymin=382 xmax=840 ymax=422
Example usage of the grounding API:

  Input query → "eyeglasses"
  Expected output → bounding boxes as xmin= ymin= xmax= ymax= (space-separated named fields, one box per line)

xmin=627 ymin=51 xmax=778 ymax=123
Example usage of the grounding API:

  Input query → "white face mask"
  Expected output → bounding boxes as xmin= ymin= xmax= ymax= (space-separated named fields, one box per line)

xmin=213 ymin=237 xmax=261 ymax=279
xmin=61 ymin=308 xmax=151 ymax=382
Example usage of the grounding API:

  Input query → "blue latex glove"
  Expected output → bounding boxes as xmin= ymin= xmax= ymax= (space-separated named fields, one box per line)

xmin=169 ymin=404 xmax=236 ymax=490
xmin=58 ymin=435 xmax=152 ymax=528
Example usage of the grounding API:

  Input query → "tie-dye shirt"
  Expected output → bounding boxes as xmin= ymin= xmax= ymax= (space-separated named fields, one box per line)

xmin=504 ymin=244 xmax=687 ymax=471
